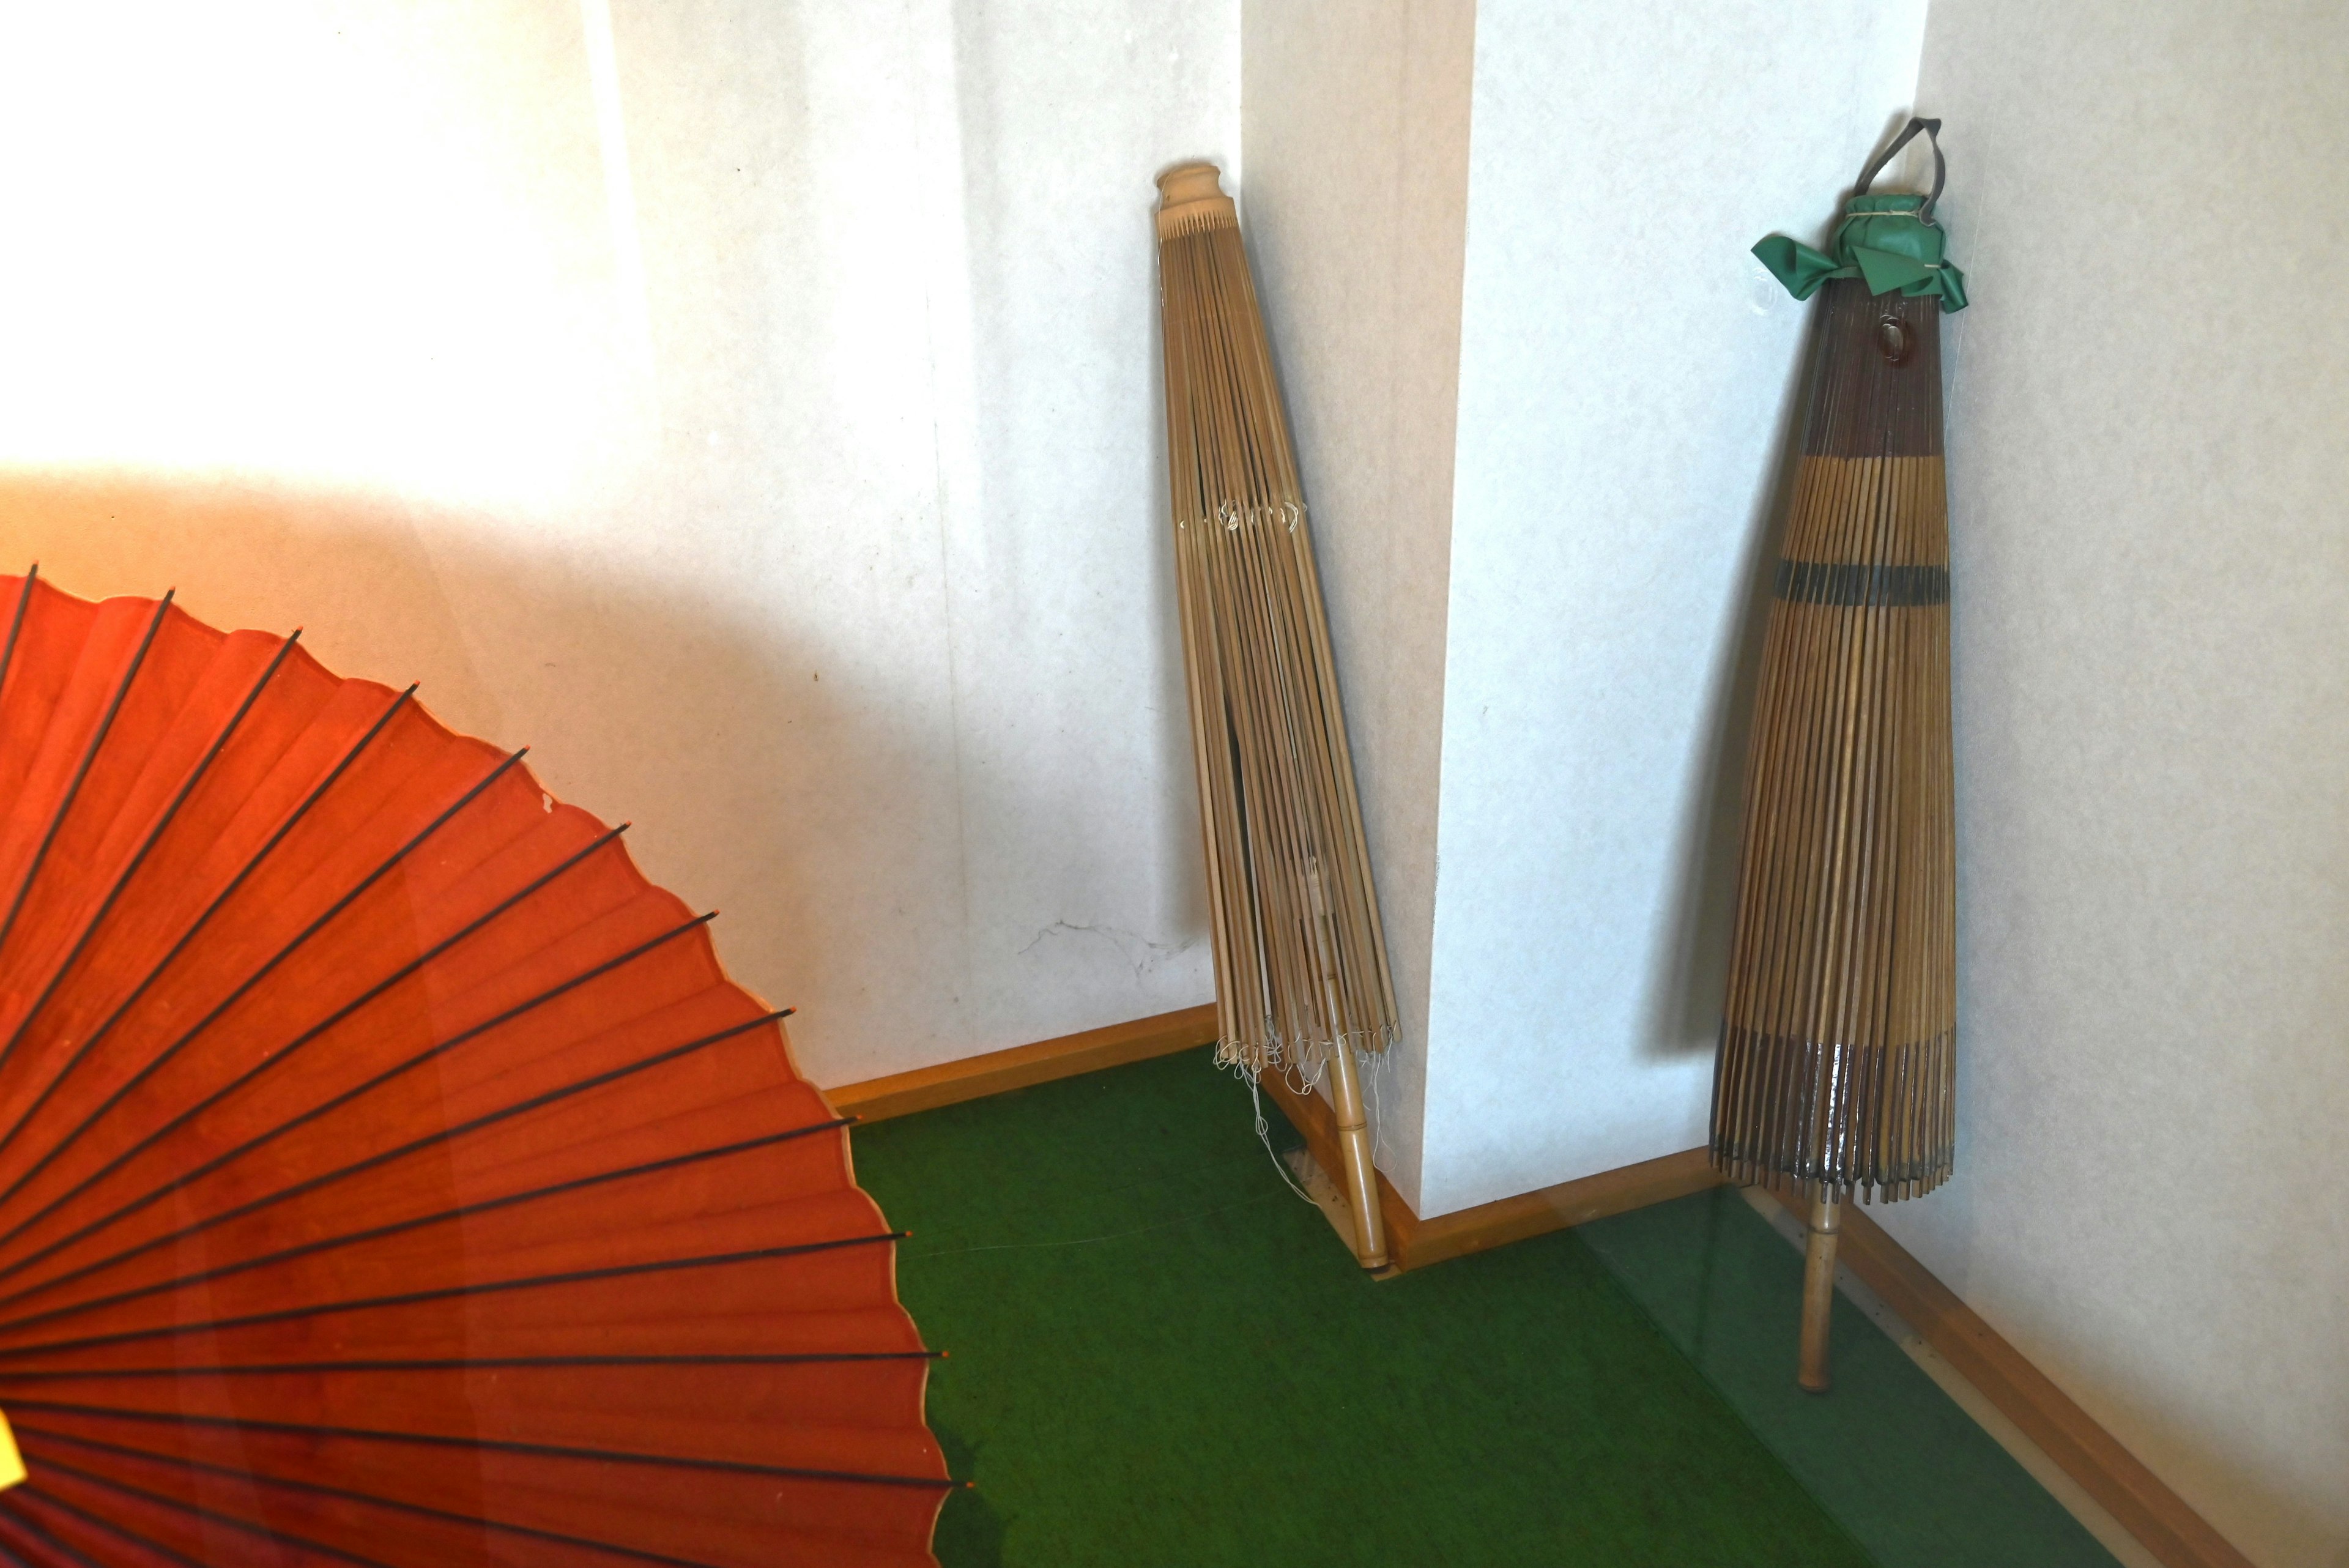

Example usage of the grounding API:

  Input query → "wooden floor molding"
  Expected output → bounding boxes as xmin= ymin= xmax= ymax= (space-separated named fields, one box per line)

xmin=1757 ymin=1186 xmax=2252 ymax=1568
xmin=1253 ymin=1068 xmax=1724 ymax=1273
xmin=827 ymin=1008 xmax=2249 ymax=1568
xmin=824 ymin=1003 xmax=1218 ymax=1123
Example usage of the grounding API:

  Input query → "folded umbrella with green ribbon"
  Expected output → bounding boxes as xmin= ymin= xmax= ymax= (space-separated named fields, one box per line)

xmin=1715 ymin=117 xmax=1966 ymax=1392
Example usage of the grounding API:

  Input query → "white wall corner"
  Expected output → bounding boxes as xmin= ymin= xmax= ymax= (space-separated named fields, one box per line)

xmin=1239 ymin=0 xmax=1477 ymax=1211
xmin=1417 ymin=0 xmax=1936 ymax=1218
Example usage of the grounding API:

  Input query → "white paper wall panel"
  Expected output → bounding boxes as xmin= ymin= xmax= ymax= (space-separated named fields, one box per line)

xmin=0 ymin=0 xmax=1237 ymax=1085
xmin=1889 ymin=5 xmax=2349 ymax=1562
xmin=1239 ymin=0 xmax=1476 ymax=1208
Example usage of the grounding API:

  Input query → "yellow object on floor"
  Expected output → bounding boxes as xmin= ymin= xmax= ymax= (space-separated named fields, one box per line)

xmin=0 ymin=1409 xmax=23 ymax=1491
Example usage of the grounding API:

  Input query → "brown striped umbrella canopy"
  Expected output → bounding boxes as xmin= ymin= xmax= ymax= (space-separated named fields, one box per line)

xmin=1715 ymin=123 xmax=1964 ymax=1212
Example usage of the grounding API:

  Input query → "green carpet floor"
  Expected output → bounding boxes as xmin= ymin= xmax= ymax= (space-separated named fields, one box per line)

xmin=850 ymin=1047 xmax=2118 ymax=1567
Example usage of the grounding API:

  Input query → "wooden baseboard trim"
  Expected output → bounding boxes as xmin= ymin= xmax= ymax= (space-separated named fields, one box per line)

xmin=1762 ymin=1186 xmax=2252 ymax=1568
xmin=1252 ymin=1068 xmax=1724 ymax=1274
xmin=824 ymin=1003 xmax=1219 ymax=1123
xmin=1404 ymin=1145 xmax=1726 ymax=1270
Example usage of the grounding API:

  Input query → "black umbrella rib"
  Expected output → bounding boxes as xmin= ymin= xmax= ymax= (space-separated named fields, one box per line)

xmin=0 ymin=631 xmax=302 ymax=1072
xmin=6 ymin=1402 xmax=960 ymax=1490
xmin=0 ymin=566 xmax=38 ymax=736
xmin=0 ymin=1071 xmax=833 ymax=1332
xmin=0 ymin=817 xmax=630 ymax=1282
xmin=0 ymin=736 xmax=524 ymax=1232
xmin=0 ymin=1488 xmax=109 ymax=1568
xmin=0 ymin=1350 xmax=940 ymax=1379
xmin=0 ymin=682 xmax=416 ymax=1165
xmin=0 ymin=592 xmax=174 ymax=984
xmin=0 ymin=911 xmax=716 ymax=1301
xmin=0 ymin=1230 xmax=902 ymax=1361
xmin=11 ymin=1424 xmax=735 ymax=1568
xmin=13 ymin=1469 xmax=377 ymax=1568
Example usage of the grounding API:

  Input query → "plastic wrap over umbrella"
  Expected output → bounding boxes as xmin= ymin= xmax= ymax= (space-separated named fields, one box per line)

xmin=0 ymin=567 xmax=951 ymax=1566
xmin=1715 ymin=117 xmax=1967 ymax=1391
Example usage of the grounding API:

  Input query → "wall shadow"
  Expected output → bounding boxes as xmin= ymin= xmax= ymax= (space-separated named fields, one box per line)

xmin=0 ymin=467 xmax=967 ymax=1089
xmin=1639 ymin=295 xmax=1824 ymax=1060
xmin=927 ymin=1420 xmax=1009 ymax=1568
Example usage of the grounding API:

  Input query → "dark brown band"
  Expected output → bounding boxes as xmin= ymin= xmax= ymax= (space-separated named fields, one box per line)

xmin=1775 ymin=559 xmax=1950 ymax=608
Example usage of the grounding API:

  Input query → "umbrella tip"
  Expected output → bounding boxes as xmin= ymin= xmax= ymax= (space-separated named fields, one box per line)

xmin=1154 ymin=161 xmax=1236 ymax=238
xmin=1155 ymin=160 xmax=1223 ymax=201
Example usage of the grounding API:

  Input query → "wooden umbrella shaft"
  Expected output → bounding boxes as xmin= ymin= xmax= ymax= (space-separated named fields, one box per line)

xmin=1311 ymin=860 xmax=1386 ymax=1271
xmin=1798 ymin=1189 xmax=1842 ymax=1392
xmin=1321 ymin=1001 xmax=1387 ymax=1271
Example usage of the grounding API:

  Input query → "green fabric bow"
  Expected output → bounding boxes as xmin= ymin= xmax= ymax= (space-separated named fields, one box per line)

xmin=1753 ymin=193 xmax=1967 ymax=312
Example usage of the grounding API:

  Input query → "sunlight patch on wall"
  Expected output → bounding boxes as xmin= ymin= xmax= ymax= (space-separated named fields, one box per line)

xmin=0 ymin=2 xmax=645 ymax=511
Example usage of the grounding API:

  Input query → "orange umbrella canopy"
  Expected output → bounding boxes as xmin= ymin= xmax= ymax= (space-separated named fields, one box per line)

xmin=0 ymin=568 xmax=948 ymax=1566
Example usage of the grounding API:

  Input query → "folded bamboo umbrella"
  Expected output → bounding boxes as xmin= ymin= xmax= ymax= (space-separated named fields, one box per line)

xmin=0 ymin=566 xmax=951 ymax=1564
xmin=1154 ymin=163 xmax=1398 ymax=1271
xmin=1715 ymin=118 xmax=1968 ymax=1390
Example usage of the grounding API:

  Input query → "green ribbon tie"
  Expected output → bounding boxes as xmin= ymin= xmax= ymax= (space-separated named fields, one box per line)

xmin=1753 ymin=193 xmax=1967 ymax=312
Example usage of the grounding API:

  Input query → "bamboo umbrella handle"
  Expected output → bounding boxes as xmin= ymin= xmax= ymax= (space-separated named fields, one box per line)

xmin=1798 ymin=1190 xmax=1842 ymax=1392
xmin=1324 ymin=1038 xmax=1389 ymax=1271
xmin=1154 ymin=162 xmax=1236 ymax=238
xmin=1312 ymin=860 xmax=1387 ymax=1272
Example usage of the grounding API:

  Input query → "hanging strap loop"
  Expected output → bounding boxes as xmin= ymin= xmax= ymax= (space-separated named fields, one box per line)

xmin=1853 ymin=116 xmax=1945 ymax=224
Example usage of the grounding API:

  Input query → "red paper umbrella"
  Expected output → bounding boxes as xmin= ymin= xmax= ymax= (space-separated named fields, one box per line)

xmin=0 ymin=568 xmax=949 ymax=1566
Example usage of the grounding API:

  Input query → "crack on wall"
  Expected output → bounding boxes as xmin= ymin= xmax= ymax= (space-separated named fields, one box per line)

xmin=1017 ymin=920 xmax=1192 ymax=981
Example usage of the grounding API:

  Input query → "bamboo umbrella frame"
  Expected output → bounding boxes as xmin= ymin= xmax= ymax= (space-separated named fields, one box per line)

xmin=1715 ymin=121 xmax=1962 ymax=1390
xmin=1154 ymin=163 xmax=1398 ymax=1271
